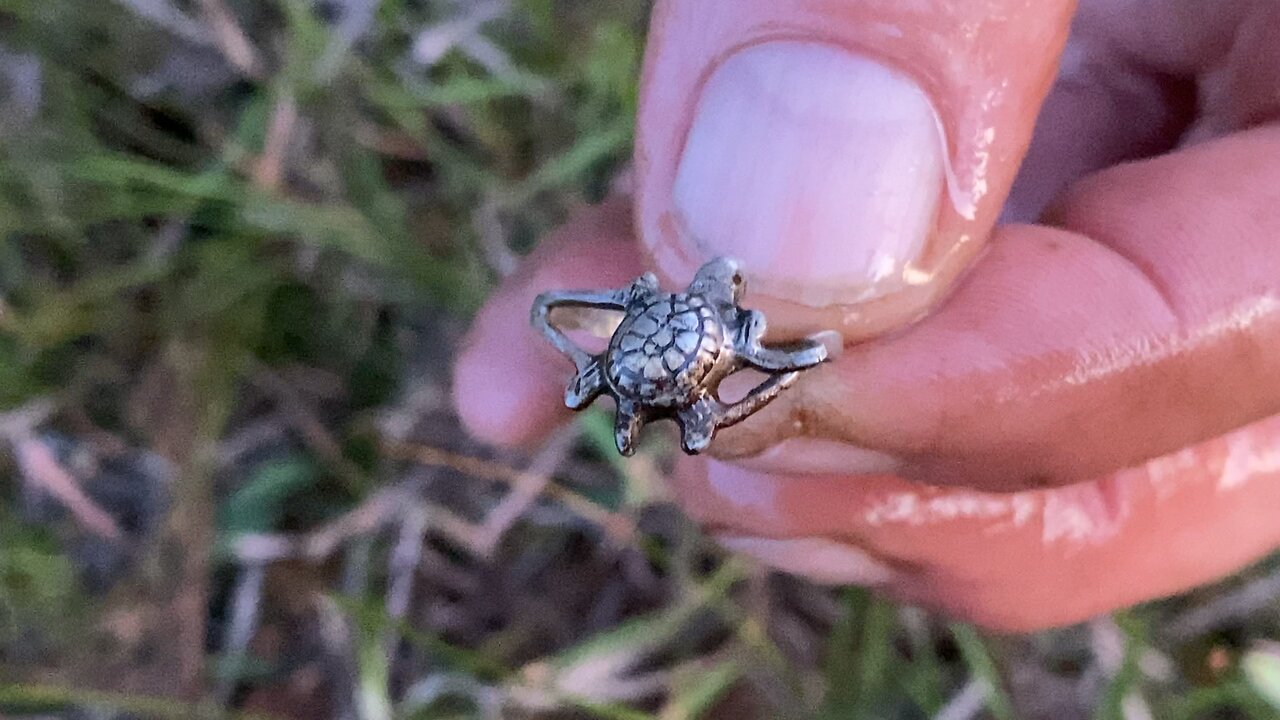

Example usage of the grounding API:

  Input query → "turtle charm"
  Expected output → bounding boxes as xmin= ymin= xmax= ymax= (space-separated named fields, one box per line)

xmin=532 ymin=257 xmax=831 ymax=456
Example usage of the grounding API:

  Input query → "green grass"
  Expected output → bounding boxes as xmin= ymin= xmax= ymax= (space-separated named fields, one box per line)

xmin=1 ymin=1 xmax=1280 ymax=718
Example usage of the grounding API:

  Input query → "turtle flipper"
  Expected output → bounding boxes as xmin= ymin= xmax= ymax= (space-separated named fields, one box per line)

xmin=614 ymin=398 xmax=645 ymax=456
xmin=565 ymin=357 xmax=607 ymax=410
xmin=735 ymin=308 xmax=827 ymax=371
xmin=676 ymin=397 xmax=720 ymax=455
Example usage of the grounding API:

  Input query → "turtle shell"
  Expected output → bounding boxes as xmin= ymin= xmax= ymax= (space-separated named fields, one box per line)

xmin=605 ymin=293 xmax=724 ymax=405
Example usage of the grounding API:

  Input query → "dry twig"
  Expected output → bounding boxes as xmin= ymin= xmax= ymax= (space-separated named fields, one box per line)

xmin=387 ymin=504 xmax=429 ymax=623
xmin=13 ymin=434 xmax=123 ymax=541
xmin=253 ymin=92 xmax=299 ymax=191
xmin=115 ymin=0 xmax=210 ymax=45
xmin=471 ymin=428 xmax=577 ymax=556
xmin=934 ymin=680 xmax=992 ymax=720
xmin=251 ymin=365 xmax=369 ymax=493
xmin=217 ymin=563 xmax=267 ymax=705
xmin=198 ymin=0 xmax=265 ymax=79
xmin=230 ymin=484 xmax=481 ymax=564
xmin=473 ymin=193 xmax=518 ymax=277
xmin=382 ymin=439 xmax=636 ymax=544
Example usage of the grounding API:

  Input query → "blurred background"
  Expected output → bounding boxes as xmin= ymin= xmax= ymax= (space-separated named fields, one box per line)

xmin=2 ymin=1 xmax=1280 ymax=718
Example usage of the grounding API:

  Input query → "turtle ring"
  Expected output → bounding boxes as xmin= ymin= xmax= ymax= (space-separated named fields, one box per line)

xmin=531 ymin=257 xmax=833 ymax=456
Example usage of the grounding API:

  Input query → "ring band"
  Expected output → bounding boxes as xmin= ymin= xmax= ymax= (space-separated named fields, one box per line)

xmin=531 ymin=257 xmax=833 ymax=456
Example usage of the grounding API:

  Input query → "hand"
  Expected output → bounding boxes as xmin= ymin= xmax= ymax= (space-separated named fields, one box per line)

xmin=453 ymin=0 xmax=1280 ymax=631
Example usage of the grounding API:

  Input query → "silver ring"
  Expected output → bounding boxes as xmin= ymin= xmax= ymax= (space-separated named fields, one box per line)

xmin=531 ymin=257 xmax=833 ymax=456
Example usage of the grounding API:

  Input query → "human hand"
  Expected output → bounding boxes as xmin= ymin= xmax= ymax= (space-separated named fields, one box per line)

xmin=454 ymin=0 xmax=1280 ymax=631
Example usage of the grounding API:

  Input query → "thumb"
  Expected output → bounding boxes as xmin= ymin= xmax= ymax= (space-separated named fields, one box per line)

xmin=635 ymin=0 xmax=1075 ymax=341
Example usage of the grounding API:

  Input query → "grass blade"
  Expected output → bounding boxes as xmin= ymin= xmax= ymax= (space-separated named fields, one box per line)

xmin=949 ymin=623 xmax=1014 ymax=720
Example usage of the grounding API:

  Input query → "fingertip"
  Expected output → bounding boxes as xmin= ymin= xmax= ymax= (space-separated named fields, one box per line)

xmin=452 ymin=295 xmax=575 ymax=448
xmin=453 ymin=338 xmax=568 ymax=445
xmin=452 ymin=197 xmax=644 ymax=448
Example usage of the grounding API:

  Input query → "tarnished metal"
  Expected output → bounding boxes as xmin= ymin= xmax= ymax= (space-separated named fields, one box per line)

xmin=531 ymin=257 xmax=831 ymax=456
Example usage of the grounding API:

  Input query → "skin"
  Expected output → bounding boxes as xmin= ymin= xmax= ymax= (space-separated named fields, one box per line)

xmin=454 ymin=0 xmax=1280 ymax=631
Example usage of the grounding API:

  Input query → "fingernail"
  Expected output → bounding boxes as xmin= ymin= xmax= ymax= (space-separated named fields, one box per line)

xmin=672 ymin=41 xmax=945 ymax=307
xmin=715 ymin=535 xmax=897 ymax=586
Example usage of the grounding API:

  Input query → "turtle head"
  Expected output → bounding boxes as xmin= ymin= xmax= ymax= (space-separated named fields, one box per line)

xmin=688 ymin=257 xmax=745 ymax=305
xmin=626 ymin=271 xmax=660 ymax=302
